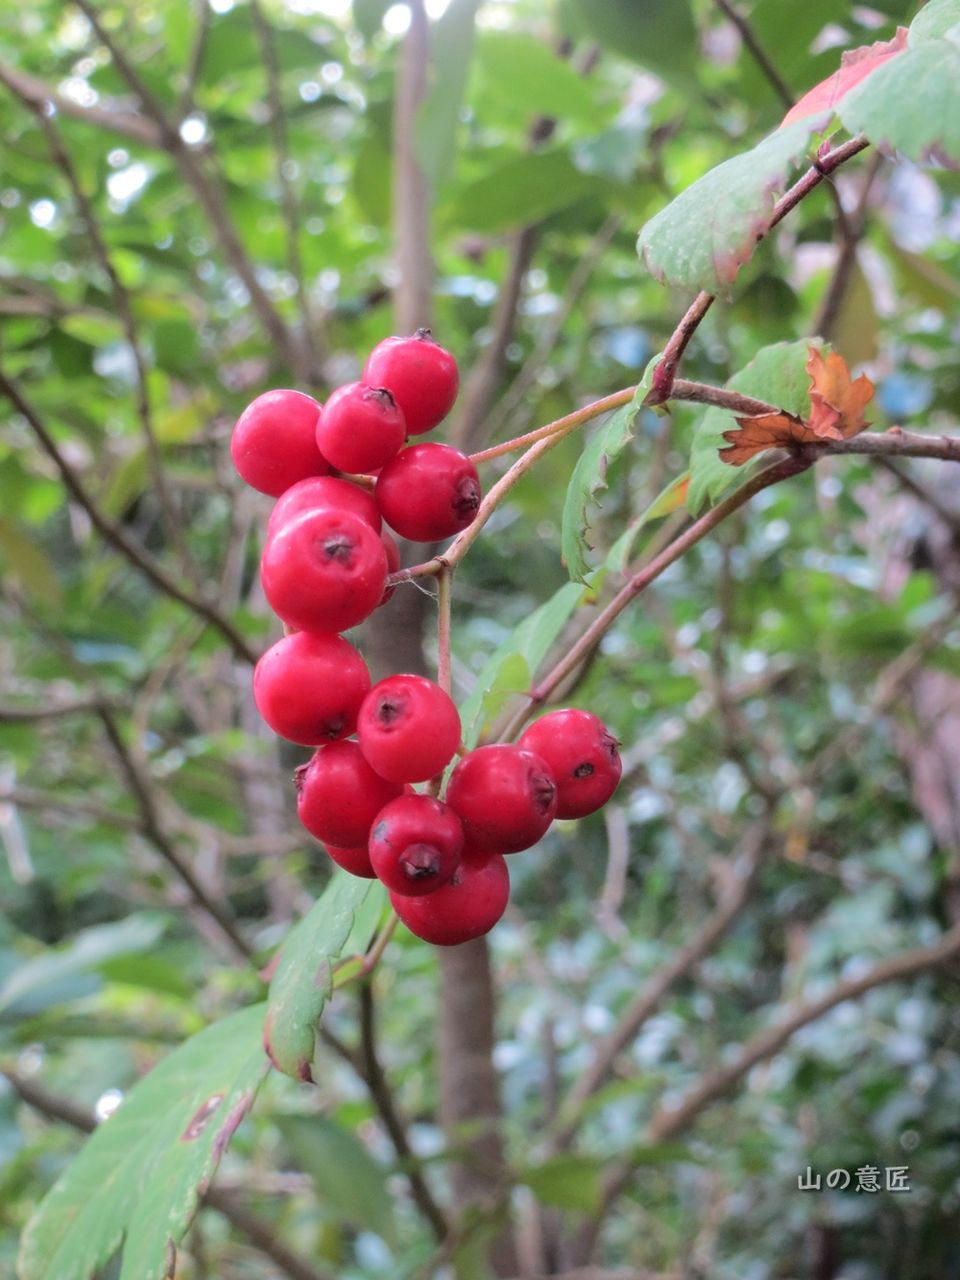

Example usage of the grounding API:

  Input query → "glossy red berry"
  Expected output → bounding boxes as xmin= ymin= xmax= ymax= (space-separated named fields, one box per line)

xmin=378 ymin=530 xmax=401 ymax=606
xmin=315 ymin=382 xmax=407 ymax=475
xmin=296 ymin=740 xmax=404 ymax=848
xmin=368 ymin=794 xmax=463 ymax=896
xmin=261 ymin=507 xmax=387 ymax=633
xmin=519 ymin=709 xmax=622 ymax=819
xmin=253 ymin=631 xmax=370 ymax=746
xmin=363 ymin=329 xmax=459 ymax=435
xmin=445 ymin=744 xmax=557 ymax=853
xmin=390 ymin=850 xmax=509 ymax=946
xmin=375 ymin=443 xmax=481 ymax=542
xmin=357 ymin=674 xmax=461 ymax=783
xmin=230 ymin=389 xmax=330 ymax=497
xmin=266 ymin=475 xmax=381 ymax=540
xmin=325 ymin=843 xmax=377 ymax=879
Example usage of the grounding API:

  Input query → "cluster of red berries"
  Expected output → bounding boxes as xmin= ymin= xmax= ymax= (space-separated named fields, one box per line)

xmin=231 ymin=331 xmax=623 ymax=946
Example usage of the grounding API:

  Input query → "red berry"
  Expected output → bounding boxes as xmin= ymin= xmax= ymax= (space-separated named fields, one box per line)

xmin=369 ymin=794 xmax=463 ymax=896
xmin=519 ymin=709 xmax=622 ymax=819
xmin=378 ymin=530 xmax=401 ymax=606
xmin=445 ymin=744 xmax=557 ymax=853
xmin=390 ymin=850 xmax=509 ymax=946
xmin=261 ymin=507 xmax=387 ymax=633
xmin=230 ymin=389 xmax=330 ymax=497
xmin=253 ymin=631 xmax=370 ymax=746
xmin=357 ymin=674 xmax=461 ymax=783
xmin=296 ymin=741 xmax=404 ymax=848
xmin=363 ymin=329 xmax=459 ymax=435
xmin=325 ymin=843 xmax=377 ymax=879
xmin=266 ymin=475 xmax=381 ymax=540
xmin=375 ymin=443 xmax=481 ymax=542
xmin=316 ymin=382 xmax=407 ymax=475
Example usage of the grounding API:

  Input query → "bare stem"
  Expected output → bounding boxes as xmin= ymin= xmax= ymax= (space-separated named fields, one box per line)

xmin=471 ymin=385 xmax=637 ymax=467
xmin=436 ymin=566 xmax=453 ymax=696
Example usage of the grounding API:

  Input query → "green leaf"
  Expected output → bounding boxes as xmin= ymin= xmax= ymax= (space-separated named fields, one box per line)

xmin=0 ymin=917 xmax=166 ymax=1019
xmin=687 ymin=339 xmax=820 ymax=511
xmin=570 ymin=0 xmax=697 ymax=84
xmin=638 ymin=118 xmax=832 ymax=295
xmin=275 ymin=1115 xmax=396 ymax=1241
xmin=839 ymin=26 xmax=960 ymax=168
xmin=101 ymin=451 xmax=148 ymax=520
xmin=18 ymin=1004 xmax=270 ymax=1280
xmin=446 ymin=149 xmax=596 ymax=233
xmin=474 ymin=31 xmax=606 ymax=126
xmin=353 ymin=0 xmax=392 ymax=40
xmin=264 ymin=874 xmax=375 ymax=1082
xmin=560 ymin=366 xmax=657 ymax=583
xmin=520 ymin=1154 xmax=603 ymax=1213
xmin=0 ymin=517 xmax=61 ymax=609
xmin=459 ymin=582 xmax=586 ymax=748
xmin=908 ymin=0 xmax=960 ymax=42
xmin=416 ymin=0 xmax=481 ymax=190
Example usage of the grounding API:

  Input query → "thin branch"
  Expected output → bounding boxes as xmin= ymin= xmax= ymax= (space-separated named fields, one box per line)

xmin=250 ymin=0 xmax=319 ymax=370
xmin=26 ymin=97 xmax=191 ymax=570
xmin=0 ymin=784 xmax=141 ymax=832
xmin=828 ymin=430 xmax=960 ymax=463
xmin=71 ymin=0 xmax=311 ymax=380
xmin=0 ymin=62 xmax=162 ymax=145
xmin=713 ymin=0 xmax=793 ymax=109
xmin=669 ymin=379 xmax=779 ymax=417
xmin=551 ymin=816 xmax=772 ymax=1151
xmin=95 ymin=701 xmax=254 ymax=963
xmin=358 ymin=982 xmax=450 ymax=1241
xmin=0 ymin=697 xmax=105 ymax=722
xmin=0 ymin=371 xmax=258 ymax=665
xmin=436 ymin=566 xmax=453 ymax=696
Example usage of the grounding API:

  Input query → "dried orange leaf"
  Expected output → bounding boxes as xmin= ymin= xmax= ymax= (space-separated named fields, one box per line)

xmin=721 ymin=346 xmax=874 ymax=466
xmin=781 ymin=29 xmax=908 ymax=128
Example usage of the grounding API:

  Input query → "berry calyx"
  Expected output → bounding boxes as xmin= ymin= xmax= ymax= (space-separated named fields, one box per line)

xmin=368 ymin=794 xmax=463 ymax=895
xmin=316 ymin=382 xmax=407 ymax=474
xmin=519 ymin=709 xmax=622 ymax=819
xmin=445 ymin=744 xmax=557 ymax=853
xmin=230 ymin=389 xmax=330 ymax=497
xmin=296 ymin=741 xmax=404 ymax=848
xmin=325 ymin=843 xmax=377 ymax=879
xmin=363 ymin=329 xmax=459 ymax=435
xmin=266 ymin=475 xmax=381 ymax=540
xmin=260 ymin=507 xmax=387 ymax=633
xmin=253 ymin=631 xmax=370 ymax=746
xmin=375 ymin=443 xmax=481 ymax=542
xmin=390 ymin=849 xmax=510 ymax=946
xmin=357 ymin=674 xmax=461 ymax=783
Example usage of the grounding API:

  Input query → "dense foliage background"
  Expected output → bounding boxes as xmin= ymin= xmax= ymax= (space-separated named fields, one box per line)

xmin=1 ymin=1 xmax=960 ymax=1277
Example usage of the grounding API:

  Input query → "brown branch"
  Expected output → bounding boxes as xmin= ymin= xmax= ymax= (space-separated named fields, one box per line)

xmin=95 ymin=701 xmax=254 ymax=963
xmin=0 ymin=784 xmax=140 ymax=832
xmin=0 ymin=1068 xmax=334 ymax=1280
xmin=0 ymin=371 xmax=258 ymax=665
xmin=0 ymin=63 xmax=162 ymax=145
xmin=646 ymin=136 xmax=870 ymax=404
xmin=358 ymin=983 xmax=449 ymax=1241
xmin=713 ymin=0 xmax=793 ymax=109
xmin=0 ymin=697 xmax=105 ymax=722
xmin=71 ymin=0 xmax=311 ymax=380
xmin=551 ymin=816 xmax=772 ymax=1151
xmin=827 ymin=430 xmax=960 ymax=463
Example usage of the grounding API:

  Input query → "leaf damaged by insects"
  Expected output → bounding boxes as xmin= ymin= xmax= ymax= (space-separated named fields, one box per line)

xmin=721 ymin=346 xmax=874 ymax=466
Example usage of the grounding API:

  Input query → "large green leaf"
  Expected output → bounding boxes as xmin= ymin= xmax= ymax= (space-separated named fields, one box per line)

xmin=570 ymin=0 xmax=697 ymax=83
xmin=18 ymin=1004 xmax=270 ymax=1280
xmin=276 ymin=1114 xmax=395 ymax=1241
xmin=473 ymin=31 xmax=606 ymax=126
xmin=459 ymin=581 xmax=586 ymax=747
xmin=0 ymin=916 xmax=166 ymax=1020
xmin=908 ymin=0 xmax=960 ymax=42
xmin=839 ymin=21 xmax=960 ymax=168
xmin=446 ymin=149 xmax=596 ymax=233
xmin=637 ymin=117 xmax=832 ymax=295
xmin=416 ymin=0 xmax=482 ymax=190
xmin=687 ymin=340 xmax=821 ymax=511
xmin=520 ymin=1154 xmax=603 ymax=1213
xmin=264 ymin=873 xmax=376 ymax=1082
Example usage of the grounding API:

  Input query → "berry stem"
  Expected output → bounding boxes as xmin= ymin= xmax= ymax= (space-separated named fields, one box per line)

xmin=362 ymin=911 xmax=399 ymax=976
xmin=390 ymin=386 xmax=638 ymax=586
xmin=469 ymin=384 xmax=636 ymax=464
xmin=436 ymin=564 xmax=453 ymax=696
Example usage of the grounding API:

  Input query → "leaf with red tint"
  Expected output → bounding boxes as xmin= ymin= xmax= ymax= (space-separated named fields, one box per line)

xmin=781 ymin=29 xmax=908 ymax=128
xmin=721 ymin=347 xmax=874 ymax=466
